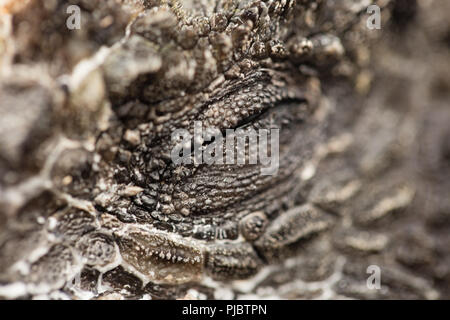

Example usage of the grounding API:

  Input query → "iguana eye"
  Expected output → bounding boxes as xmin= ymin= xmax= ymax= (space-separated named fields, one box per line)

xmin=194 ymin=70 xmax=310 ymax=132
xmin=156 ymin=91 xmax=319 ymax=229
xmin=235 ymin=97 xmax=308 ymax=130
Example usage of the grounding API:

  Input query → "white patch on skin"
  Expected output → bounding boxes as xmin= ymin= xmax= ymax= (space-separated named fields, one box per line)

xmin=27 ymin=246 xmax=51 ymax=264
xmin=300 ymin=162 xmax=316 ymax=181
xmin=183 ymin=288 xmax=207 ymax=300
xmin=62 ymin=47 xmax=112 ymax=92
xmin=369 ymin=186 xmax=415 ymax=221
xmin=120 ymin=185 xmax=144 ymax=197
xmin=10 ymin=261 xmax=29 ymax=276
xmin=0 ymin=282 xmax=27 ymax=299
xmin=47 ymin=217 xmax=58 ymax=230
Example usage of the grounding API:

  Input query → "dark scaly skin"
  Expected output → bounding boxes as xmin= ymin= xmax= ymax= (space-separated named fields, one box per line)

xmin=0 ymin=0 xmax=449 ymax=299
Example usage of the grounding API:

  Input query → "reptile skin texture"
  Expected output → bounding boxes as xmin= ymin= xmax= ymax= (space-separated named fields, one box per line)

xmin=0 ymin=0 xmax=449 ymax=299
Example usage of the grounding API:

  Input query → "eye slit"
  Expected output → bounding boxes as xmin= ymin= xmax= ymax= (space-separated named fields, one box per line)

xmin=235 ymin=107 xmax=271 ymax=129
xmin=178 ymin=97 xmax=308 ymax=159
xmin=235 ymin=97 xmax=308 ymax=130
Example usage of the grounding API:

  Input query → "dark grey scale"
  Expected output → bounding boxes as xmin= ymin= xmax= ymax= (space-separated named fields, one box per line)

xmin=102 ymin=266 xmax=144 ymax=295
xmin=128 ymin=205 xmax=153 ymax=223
xmin=75 ymin=232 xmax=116 ymax=267
xmin=68 ymin=267 xmax=100 ymax=294
xmin=130 ymin=168 xmax=146 ymax=187
xmin=133 ymin=194 xmax=155 ymax=210
xmin=148 ymin=210 xmax=160 ymax=220
xmin=205 ymin=242 xmax=262 ymax=280
xmin=113 ymin=166 xmax=131 ymax=184
xmin=153 ymin=212 xmax=170 ymax=223
xmin=51 ymin=208 xmax=96 ymax=244
xmin=147 ymin=183 xmax=160 ymax=196
xmin=112 ymin=208 xmax=137 ymax=223
xmin=144 ymin=281 xmax=187 ymax=300
xmin=28 ymin=244 xmax=75 ymax=288
xmin=152 ymin=220 xmax=174 ymax=232
xmin=193 ymin=225 xmax=215 ymax=241
xmin=147 ymin=170 xmax=160 ymax=182
xmin=173 ymin=222 xmax=194 ymax=237
xmin=168 ymin=213 xmax=183 ymax=223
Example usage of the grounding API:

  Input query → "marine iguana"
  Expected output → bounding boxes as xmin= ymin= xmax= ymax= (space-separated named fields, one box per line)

xmin=0 ymin=0 xmax=449 ymax=299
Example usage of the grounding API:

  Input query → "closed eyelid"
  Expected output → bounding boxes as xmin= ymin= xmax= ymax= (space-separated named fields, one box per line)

xmin=234 ymin=97 xmax=308 ymax=130
xmin=198 ymin=82 xmax=308 ymax=132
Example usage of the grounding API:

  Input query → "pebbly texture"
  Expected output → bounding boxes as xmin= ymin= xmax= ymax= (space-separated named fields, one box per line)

xmin=0 ymin=0 xmax=449 ymax=299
